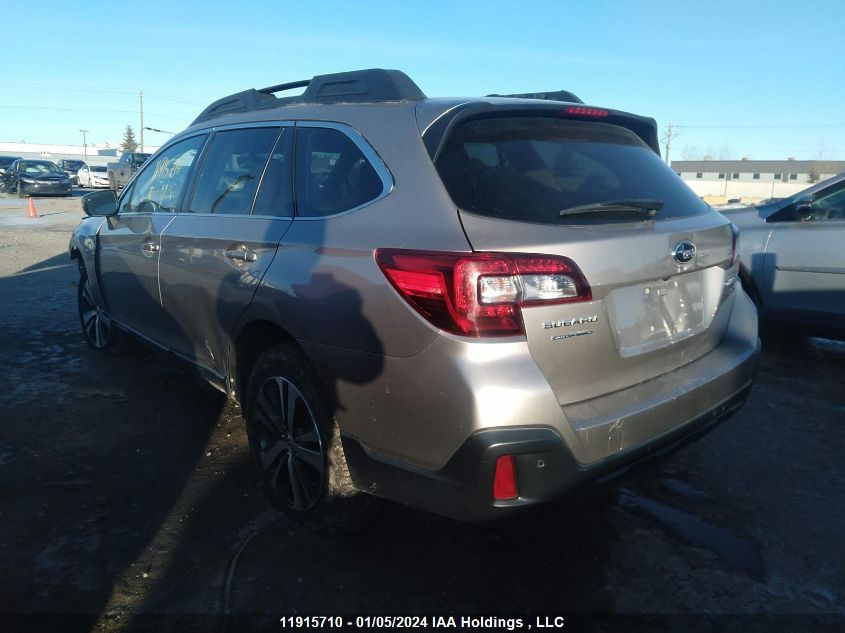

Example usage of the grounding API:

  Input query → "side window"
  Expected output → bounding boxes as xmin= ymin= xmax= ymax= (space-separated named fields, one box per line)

xmin=294 ymin=127 xmax=384 ymax=217
xmin=187 ymin=127 xmax=280 ymax=215
xmin=253 ymin=128 xmax=294 ymax=217
xmin=810 ymin=182 xmax=845 ymax=220
xmin=124 ymin=135 xmax=205 ymax=213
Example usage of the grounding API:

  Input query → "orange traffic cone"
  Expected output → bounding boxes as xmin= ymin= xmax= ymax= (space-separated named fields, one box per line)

xmin=27 ymin=197 xmax=38 ymax=219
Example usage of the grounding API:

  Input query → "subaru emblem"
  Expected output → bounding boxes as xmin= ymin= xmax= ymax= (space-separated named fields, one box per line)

xmin=672 ymin=240 xmax=696 ymax=264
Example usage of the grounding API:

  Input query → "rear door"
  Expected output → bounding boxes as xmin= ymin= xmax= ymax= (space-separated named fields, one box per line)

xmin=435 ymin=114 xmax=737 ymax=404
xmin=157 ymin=125 xmax=294 ymax=377
xmin=96 ymin=135 xmax=206 ymax=342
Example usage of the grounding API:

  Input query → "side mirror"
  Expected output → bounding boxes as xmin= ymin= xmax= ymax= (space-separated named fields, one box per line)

xmin=766 ymin=193 xmax=814 ymax=223
xmin=81 ymin=190 xmax=118 ymax=217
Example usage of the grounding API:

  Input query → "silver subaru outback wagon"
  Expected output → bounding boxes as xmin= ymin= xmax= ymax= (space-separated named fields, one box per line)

xmin=71 ymin=69 xmax=759 ymax=529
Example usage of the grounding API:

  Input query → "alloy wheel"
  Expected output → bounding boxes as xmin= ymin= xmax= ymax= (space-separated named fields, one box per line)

xmin=253 ymin=376 xmax=325 ymax=511
xmin=79 ymin=277 xmax=113 ymax=348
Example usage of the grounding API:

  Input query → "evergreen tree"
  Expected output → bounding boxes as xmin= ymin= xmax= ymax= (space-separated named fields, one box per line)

xmin=120 ymin=125 xmax=138 ymax=153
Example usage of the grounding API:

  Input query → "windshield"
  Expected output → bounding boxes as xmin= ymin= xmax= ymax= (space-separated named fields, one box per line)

xmin=436 ymin=117 xmax=708 ymax=224
xmin=90 ymin=165 xmax=107 ymax=173
xmin=19 ymin=161 xmax=64 ymax=175
xmin=62 ymin=160 xmax=85 ymax=170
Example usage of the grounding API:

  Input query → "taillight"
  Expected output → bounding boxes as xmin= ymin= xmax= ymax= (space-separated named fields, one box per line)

xmin=375 ymin=249 xmax=591 ymax=337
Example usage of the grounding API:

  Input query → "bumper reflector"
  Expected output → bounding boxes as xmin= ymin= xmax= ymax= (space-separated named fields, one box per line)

xmin=493 ymin=455 xmax=518 ymax=500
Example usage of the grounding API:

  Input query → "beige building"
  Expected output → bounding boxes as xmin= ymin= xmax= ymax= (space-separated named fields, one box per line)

xmin=671 ymin=159 xmax=845 ymax=202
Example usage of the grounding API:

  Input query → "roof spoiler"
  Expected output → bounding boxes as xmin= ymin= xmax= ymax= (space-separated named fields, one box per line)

xmin=486 ymin=90 xmax=584 ymax=104
xmin=191 ymin=68 xmax=426 ymax=125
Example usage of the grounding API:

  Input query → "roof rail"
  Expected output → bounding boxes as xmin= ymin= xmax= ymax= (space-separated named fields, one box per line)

xmin=191 ymin=68 xmax=426 ymax=125
xmin=486 ymin=90 xmax=584 ymax=104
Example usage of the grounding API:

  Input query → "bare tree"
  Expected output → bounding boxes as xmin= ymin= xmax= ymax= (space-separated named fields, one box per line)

xmin=702 ymin=144 xmax=715 ymax=161
xmin=816 ymin=141 xmax=836 ymax=160
xmin=718 ymin=143 xmax=734 ymax=160
xmin=681 ymin=144 xmax=701 ymax=160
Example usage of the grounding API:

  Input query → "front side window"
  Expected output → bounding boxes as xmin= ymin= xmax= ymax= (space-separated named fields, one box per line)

xmin=124 ymin=135 xmax=205 ymax=213
xmin=808 ymin=182 xmax=845 ymax=221
xmin=294 ymin=127 xmax=384 ymax=217
xmin=187 ymin=127 xmax=281 ymax=215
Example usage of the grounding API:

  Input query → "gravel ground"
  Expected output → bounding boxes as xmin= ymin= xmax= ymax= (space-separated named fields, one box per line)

xmin=0 ymin=194 xmax=843 ymax=633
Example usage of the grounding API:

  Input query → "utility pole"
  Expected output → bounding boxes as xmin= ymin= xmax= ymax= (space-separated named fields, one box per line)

xmin=139 ymin=91 xmax=144 ymax=153
xmin=661 ymin=123 xmax=677 ymax=166
xmin=79 ymin=129 xmax=89 ymax=162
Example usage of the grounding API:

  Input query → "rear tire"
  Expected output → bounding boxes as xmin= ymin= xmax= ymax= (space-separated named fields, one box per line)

xmin=244 ymin=344 xmax=375 ymax=534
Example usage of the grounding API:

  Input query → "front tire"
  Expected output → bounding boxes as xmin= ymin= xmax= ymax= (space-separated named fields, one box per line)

xmin=77 ymin=268 xmax=124 ymax=352
xmin=244 ymin=344 xmax=374 ymax=533
xmin=108 ymin=173 xmax=117 ymax=191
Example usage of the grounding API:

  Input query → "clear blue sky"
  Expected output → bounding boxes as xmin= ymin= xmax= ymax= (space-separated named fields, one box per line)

xmin=3 ymin=0 xmax=843 ymax=161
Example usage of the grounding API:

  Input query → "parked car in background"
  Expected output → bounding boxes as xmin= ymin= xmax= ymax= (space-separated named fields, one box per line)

xmin=77 ymin=163 xmax=109 ymax=188
xmin=0 ymin=156 xmax=22 ymax=192
xmin=721 ymin=171 xmax=845 ymax=338
xmin=106 ymin=152 xmax=151 ymax=190
xmin=71 ymin=68 xmax=759 ymax=530
xmin=0 ymin=155 xmax=21 ymax=175
xmin=1 ymin=159 xmax=71 ymax=197
xmin=56 ymin=159 xmax=86 ymax=185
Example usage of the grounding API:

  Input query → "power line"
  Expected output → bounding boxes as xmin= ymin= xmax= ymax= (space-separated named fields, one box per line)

xmin=677 ymin=123 xmax=845 ymax=129
xmin=2 ymin=82 xmax=204 ymax=106
xmin=0 ymin=104 xmax=190 ymax=122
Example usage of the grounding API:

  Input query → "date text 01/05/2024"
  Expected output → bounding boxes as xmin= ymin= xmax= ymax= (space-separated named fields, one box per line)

xmin=278 ymin=615 xmax=567 ymax=629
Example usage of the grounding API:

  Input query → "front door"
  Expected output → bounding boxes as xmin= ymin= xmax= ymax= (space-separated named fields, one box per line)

xmin=765 ymin=179 xmax=845 ymax=322
xmin=97 ymin=135 xmax=206 ymax=342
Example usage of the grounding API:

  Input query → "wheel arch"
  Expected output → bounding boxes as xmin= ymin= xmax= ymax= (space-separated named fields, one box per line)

xmin=231 ymin=319 xmax=309 ymax=405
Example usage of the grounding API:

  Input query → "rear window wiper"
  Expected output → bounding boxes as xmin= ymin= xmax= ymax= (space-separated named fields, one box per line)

xmin=559 ymin=199 xmax=664 ymax=219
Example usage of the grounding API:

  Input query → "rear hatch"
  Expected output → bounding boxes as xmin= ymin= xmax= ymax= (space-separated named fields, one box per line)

xmin=433 ymin=112 xmax=738 ymax=404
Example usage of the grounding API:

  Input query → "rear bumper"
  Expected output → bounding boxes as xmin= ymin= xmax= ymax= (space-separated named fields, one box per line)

xmin=308 ymin=287 xmax=760 ymax=520
xmin=343 ymin=352 xmax=757 ymax=521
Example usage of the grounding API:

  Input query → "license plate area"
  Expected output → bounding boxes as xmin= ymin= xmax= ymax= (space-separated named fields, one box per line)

xmin=605 ymin=267 xmax=723 ymax=357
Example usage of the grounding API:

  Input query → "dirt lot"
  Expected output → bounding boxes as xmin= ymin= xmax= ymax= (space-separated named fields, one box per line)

xmin=0 ymin=194 xmax=843 ymax=633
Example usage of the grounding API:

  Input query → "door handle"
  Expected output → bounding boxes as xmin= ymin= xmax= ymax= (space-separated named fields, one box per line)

xmin=140 ymin=242 xmax=160 ymax=253
xmin=225 ymin=248 xmax=258 ymax=262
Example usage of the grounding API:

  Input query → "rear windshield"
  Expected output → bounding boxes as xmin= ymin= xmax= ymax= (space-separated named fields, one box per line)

xmin=62 ymin=160 xmax=85 ymax=170
xmin=435 ymin=117 xmax=708 ymax=224
xmin=90 ymin=165 xmax=107 ymax=173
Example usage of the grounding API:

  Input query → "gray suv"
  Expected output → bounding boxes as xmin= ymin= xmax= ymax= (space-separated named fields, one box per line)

xmin=70 ymin=69 xmax=760 ymax=528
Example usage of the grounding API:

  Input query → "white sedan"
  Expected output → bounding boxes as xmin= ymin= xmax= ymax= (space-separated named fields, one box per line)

xmin=77 ymin=164 xmax=110 ymax=188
